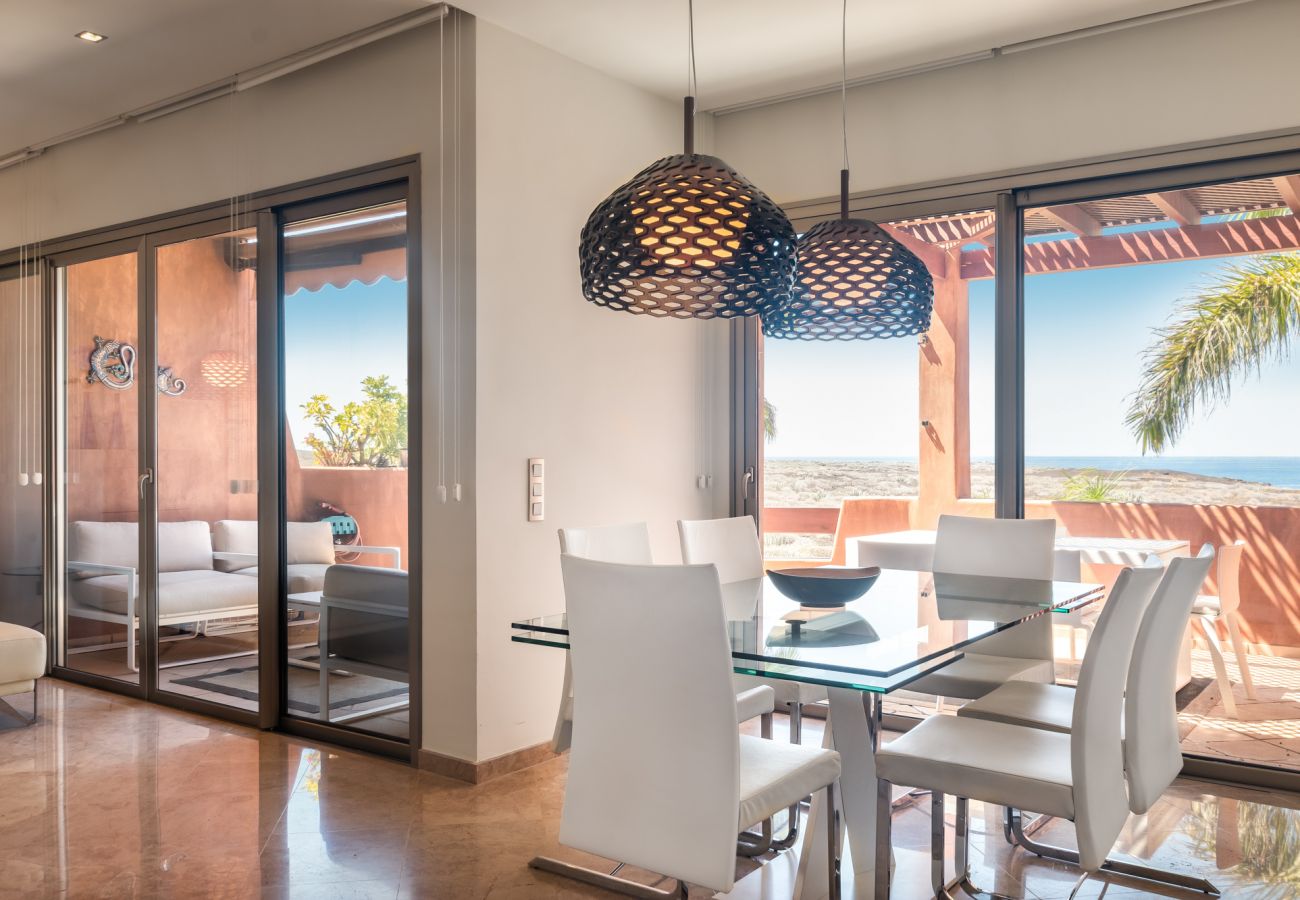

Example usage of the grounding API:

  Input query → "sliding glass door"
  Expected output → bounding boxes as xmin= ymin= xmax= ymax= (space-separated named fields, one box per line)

xmin=58 ymin=246 xmax=144 ymax=686
xmin=279 ymin=194 xmax=412 ymax=743
xmin=150 ymin=223 xmax=261 ymax=712
xmin=0 ymin=264 xmax=46 ymax=636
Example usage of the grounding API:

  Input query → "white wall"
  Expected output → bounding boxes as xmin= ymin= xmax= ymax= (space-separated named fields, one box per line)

xmin=473 ymin=21 xmax=730 ymax=762
xmin=0 ymin=17 xmax=481 ymax=761
xmin=714 ymin=0 xmax=1300 ymax=204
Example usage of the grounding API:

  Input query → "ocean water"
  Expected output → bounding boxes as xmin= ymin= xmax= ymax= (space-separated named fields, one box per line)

xmin=768 ymin=456 xmax=1300 ymax=489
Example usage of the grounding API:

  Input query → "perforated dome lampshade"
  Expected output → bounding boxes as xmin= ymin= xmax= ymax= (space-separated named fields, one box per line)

xmin=764 ymin=213 xmax=935 ymax=341
xmin=580 ymin=149 xmax=796 ymax=320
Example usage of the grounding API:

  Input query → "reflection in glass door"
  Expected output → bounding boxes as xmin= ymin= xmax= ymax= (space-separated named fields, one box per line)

xmin=282 ymin=199 xmax=411 ymax=742
xmin=0 ymin=265 xmax=46 ymax=635
xmin=152 ymin=225 xmax=260 ymax=711
xmin=59 ymin=250 xmax=142 ymax=684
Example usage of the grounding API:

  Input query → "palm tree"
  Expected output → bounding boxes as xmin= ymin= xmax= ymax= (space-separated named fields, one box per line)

xmin=1126 ymin=253 xmax=1300 ymax=454
xmin=763 ymin=399 xmax=778 ymax=443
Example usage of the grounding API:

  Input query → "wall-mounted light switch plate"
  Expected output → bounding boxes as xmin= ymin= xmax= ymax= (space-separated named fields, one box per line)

xmin=528 ymin=458 xmax=544 ymax=521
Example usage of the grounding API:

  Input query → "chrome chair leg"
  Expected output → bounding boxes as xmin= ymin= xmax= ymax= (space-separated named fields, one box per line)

xmin=930 ymin=796 xmax=1016 ymax=900
xmin=827 ymin=784 xmax=842 ymax=900
xmin=736 ymin=817 xmax=773 ymax=856
xmin=1005 ymin=806 xmax=1220 ymax=895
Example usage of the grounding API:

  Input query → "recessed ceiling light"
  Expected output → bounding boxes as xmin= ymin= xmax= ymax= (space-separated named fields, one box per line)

xmin=75 ymin=31 xmax=107 ymax=43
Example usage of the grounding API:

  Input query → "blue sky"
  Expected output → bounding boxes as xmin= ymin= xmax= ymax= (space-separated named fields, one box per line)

xmin=284 ymin=277 xmax=407 ymax=453
xmin=765 ymin=251 xmax=1300 ymax=459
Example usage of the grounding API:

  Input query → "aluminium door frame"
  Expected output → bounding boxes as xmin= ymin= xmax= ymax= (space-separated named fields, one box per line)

xmin=271 ymin=175 xmax=422 ymax=763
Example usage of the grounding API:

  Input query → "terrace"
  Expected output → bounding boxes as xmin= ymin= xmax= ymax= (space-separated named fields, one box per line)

xmin=763 ymin=171 xmax=1300 ymax=772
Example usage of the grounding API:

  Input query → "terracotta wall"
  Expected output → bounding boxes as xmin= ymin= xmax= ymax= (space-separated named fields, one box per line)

xmin=66 ymin=241 xmax=258 ymax=527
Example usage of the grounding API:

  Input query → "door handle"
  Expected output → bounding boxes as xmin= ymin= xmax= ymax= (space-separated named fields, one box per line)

xmin=742 ymin=466 xmax=755 ymax=498
xmin=139 ymin=468 xmax=154 ymax=500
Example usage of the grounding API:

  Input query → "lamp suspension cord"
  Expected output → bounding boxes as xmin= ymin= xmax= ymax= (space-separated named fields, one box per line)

xmin=840 ymin=0 xmax=850 ymax=219
xmin=688 ymin=0 xmax=697 ymax=99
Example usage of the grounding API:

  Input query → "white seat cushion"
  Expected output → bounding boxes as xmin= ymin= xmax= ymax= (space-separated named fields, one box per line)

xmin=1191 ymin=594 xmax=1221 ymax=616
xmin=236 ymin=563 xmax=330 ymax=594
xmin=737 ymin=734 xmax=840 ymax=831
xmin=907 ymin=653 xmax=1055 ymax=700
xmin=735 ymin=685 xmax=775 ymax=724
xmin=734 ymin=672 xmax=828 ymax=707
xmin=70 ymin=570 xmax=259 ymax=618
xmin=877 ymin=716 xmax=1075 ymax=820
xmin=0 ymin=622 xmax=46 ymax=690
xmin=957 ymin=681 xmax=1075 ymax=733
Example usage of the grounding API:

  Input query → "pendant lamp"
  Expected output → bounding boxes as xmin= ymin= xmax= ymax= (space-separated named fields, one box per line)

xmin=763 ymin=1 xmax=933 ymax=341
xmin=579 ymin=2 xmax=795 ymax=320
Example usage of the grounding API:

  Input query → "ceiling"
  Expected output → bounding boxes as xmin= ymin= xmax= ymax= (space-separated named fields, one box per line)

xmin=0 ymin=0 xmax=434 ymax=152
xmin=0 ymin=0 xmax=1242 ymax=156
xmin=455 ymin=0 xmax=1230 ymax=111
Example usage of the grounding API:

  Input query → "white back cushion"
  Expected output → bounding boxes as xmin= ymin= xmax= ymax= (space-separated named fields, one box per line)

xmin=71 ymin=520 xmax=214 ymax=573
xmin=70 ymin=521 xmax=139 ymax=570
xmin=212 ymin=520 xmax=258 ymax=572
xmin=158 ymin=521 xmax=214 ymax=572
xmin=678 ymin=516 xmax=763 ymax=584
xmin=288 ymin=521 xmax=337 ymax=565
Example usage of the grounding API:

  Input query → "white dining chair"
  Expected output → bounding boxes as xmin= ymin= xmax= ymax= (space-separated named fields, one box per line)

xmin=679 ymin=515 xmax=830 ymax=852
xmin=543 ymin=555 xmax=842 ymax=899
xmin=1191 ymin=540 xmax=1255 ymax=718
xmin=876 ymin=562 xmax=1164 ymax=899
xmin=906 ymin=515 xmax=1058 ymax=700
xmin=954 ymin=546 xmax=1220 ymax=895
xmin=553 ymin=523 xmax=775 ymax=756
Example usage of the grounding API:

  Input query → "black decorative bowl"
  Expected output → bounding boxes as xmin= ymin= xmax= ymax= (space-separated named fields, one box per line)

xmin=767 ymin=566 xmax=881 ymax=608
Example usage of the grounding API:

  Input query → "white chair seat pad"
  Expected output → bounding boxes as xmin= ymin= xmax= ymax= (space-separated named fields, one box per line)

xmin=906 ymin=653 xmax=1055 ymax=700
xmin=0 ymin=622 xmax=46 ymax=687
xmin=877 ymin=716 xmax=1075 ymax=820
xmin=238 ymin=563 xmax=330 ymax=594
xmin=957 ymin=682 xmax=1075 ymax=733
xmin=735 ymin=685 xmax=775 ymax=724
xmin=737 ymin=735 xmax=841 ymax=831
xmin=1191 ymin=594 xmax=1221 ymax=616
xmin=734 ymin=672 xmax=828 ymax=707
xmin=71 ymin=570 xmax=259 ymax=618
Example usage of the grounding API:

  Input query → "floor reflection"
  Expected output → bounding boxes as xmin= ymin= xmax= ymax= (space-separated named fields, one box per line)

xmin=6 ymin=679 xmax=1300 ymax=899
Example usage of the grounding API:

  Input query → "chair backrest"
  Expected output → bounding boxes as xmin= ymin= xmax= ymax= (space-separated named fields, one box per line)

xmin=559 ymin=555 xmax=741 ymax=892
xmin=934 ymin=515 xmax=1056 ymax=579
xmin=1052 ymin=548 xmax=1083 ymax=581
xmin=678 ymin=516 xmax=763 ymax=584
xmin=323 ymin=564 xmax=409 ymax=673
xmin=557 ymin=522 xmax=653 ymax=564
xmin=1124 ymin=544 xmax=1216 ymax=815
xmin=1070 ymin=561 xmax=1165 ymax=871
xmin=1216 ymin=540 xmax=1245 ymax=616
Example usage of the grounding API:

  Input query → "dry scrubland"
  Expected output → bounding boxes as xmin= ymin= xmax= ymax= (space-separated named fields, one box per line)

xmin=763 ymin=458 xmax=1300 ymax=560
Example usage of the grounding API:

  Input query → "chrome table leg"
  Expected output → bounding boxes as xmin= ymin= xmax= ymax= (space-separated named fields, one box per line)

xmin=529 ymin=858 xmax=687 ymax=898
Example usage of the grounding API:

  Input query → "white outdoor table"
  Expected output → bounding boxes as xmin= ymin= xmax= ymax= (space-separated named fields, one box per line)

xmin=847 ymin=529 xmax=1190 ymax=569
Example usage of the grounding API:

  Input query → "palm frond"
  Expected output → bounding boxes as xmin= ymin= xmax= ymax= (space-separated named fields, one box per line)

xmin=1125 ymin=253 xmax=1300 ymax=454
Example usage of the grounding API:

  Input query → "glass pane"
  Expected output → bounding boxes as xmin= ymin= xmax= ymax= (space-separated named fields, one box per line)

xmin=1024 ymin=170 xmax=1300 ymax=770
xmin=282 ymin=200 xmax=409 ymax=741
xmin=61 ymin=252 xmax=140 ymax=683
xmin=153 ymin=227 xmax=259 ymax=709
xmin=0 ymin=266 xmax=45 ymax=634
xmin=760 ymin=208 xmax=996 ymax=561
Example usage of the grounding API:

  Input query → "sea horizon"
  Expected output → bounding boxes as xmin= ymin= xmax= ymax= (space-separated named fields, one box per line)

xmin=765 ymin=455 xmax=1300 ymax=489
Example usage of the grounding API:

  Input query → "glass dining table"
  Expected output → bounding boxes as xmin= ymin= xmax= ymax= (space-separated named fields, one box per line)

xmin=511 ymin=568 xmax=1104 ymax=899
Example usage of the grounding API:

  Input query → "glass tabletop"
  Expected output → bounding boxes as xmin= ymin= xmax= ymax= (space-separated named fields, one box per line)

xmin=511 ymin=568 xmax=1103 ymax=693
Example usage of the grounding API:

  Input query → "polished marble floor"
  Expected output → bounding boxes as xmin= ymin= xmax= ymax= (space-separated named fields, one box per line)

xmin=4 ymin=679 xmax=1300 ymax=899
